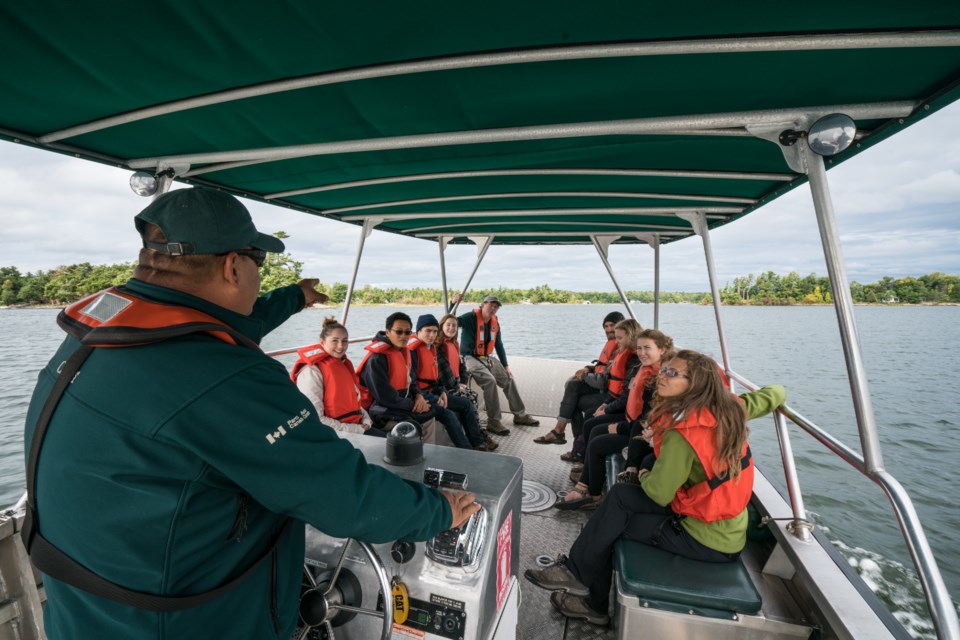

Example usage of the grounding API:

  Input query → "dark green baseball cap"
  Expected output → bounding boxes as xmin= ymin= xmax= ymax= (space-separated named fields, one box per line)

xmin=134 ymin=188 xmax=285 ymax=255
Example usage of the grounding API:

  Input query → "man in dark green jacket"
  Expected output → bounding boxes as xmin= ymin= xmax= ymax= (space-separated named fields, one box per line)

xmin=23 ymin=188 xmax=478 ymax=639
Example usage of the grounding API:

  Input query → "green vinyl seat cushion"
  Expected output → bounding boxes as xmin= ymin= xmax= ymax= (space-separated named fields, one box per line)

xmin=614 ymin=539 xmax=762 ymax=616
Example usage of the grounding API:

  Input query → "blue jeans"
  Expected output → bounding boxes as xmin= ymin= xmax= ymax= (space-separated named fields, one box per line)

xmin=444 ymin=392 xmax=484 ymax=447
xmin=423 ymin=392 xmax=473 ymax=449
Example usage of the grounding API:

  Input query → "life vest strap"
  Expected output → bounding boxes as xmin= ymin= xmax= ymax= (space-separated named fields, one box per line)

xmin=706 ymin=446 xmax=753 ymax=490
xmin=332 ymin=409 xmax=364 ymax=422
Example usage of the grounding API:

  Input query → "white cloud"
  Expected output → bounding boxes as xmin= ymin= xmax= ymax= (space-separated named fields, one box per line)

xmin=2 ymin=102 xmax=959 ymax=290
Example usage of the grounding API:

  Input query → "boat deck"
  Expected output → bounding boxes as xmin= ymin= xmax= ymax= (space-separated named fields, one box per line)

xmin=490 ymin=416 xmax=615 ymax=640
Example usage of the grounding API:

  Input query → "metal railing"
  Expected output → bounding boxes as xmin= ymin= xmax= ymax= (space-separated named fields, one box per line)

xmin=728 ymin=369 xmax=959 ymax=640
xmin=265 ymin=336 xmax=376 ymax=359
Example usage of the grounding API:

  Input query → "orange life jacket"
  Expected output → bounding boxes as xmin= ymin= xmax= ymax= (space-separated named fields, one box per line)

xmin=59 ymin=286 xmax=258 ymax=349
xmin=605 ymin=348 xmax=634 ymax=398
xmin=625 ymin=362 xmax=660 ymax=421
xmin=473 ymin=308 xmax=499 ymax=357
xmin=355 ymin=339 xmax=411 ymax=409
xmin=290 ymin=345 xmax=364 ymax=424
xmin=652 ymin=408 xmax=753 ymax=523
xmin=442 ymin=341 xmax=461 ymax=379
xmin=594 ymin=338 xmax=618 ymax=374
xmin=407 ymin=337 xmax=439 ymax=391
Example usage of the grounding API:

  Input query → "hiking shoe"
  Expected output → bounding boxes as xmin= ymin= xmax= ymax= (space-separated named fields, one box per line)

xmin=484 ymin=435 xmax=499 ymax=451
xmin=486 ymin=422 xmax=511 ymax=436
xmin=523 ymin=555 xmax=589 ymax=596
xmin=550 ymin=591 xmax=609 ymax=626
xmin=513 ymin=414 xmax=540 ymax=426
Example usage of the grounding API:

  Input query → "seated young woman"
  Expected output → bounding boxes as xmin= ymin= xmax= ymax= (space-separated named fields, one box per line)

xmin=557 ymin=328 xmax=673 ymax=510
xmin=573 ymin=318 xmax=642 ymax=446
xmin=436 ymin=313 xmax=497 ymax=451
xmin=291 ymin=317 xmax=382 ymax=436
xmin=528 ymin=350 xmax=786 ymax=626
xmin=436 ymin=313 xmax=480 ymax=409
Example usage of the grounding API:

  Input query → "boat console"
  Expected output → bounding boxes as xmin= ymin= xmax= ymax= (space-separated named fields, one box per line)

xmin=298 ymin=433 xmax=522 ymax=640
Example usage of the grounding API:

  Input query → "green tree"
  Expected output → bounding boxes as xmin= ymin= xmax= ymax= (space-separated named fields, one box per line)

xmin=258 ymin=231 xmax=303 ymax=294
xmin=1 ymin=279 xmax=17 ymax=306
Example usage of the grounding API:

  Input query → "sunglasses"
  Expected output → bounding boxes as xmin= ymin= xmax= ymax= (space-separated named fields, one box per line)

xmin=390 ymin=329 xmax=414 ymax=336
xmin=219 ymin=249 xmax=267 ymax=267
xmin=659 ymin=367 xmax=689 ymax=379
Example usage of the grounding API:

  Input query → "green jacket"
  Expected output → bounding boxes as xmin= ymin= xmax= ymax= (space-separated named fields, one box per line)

xmin=640 ymin=385 xmax=786 ymax=554
xmin=24 ymin=279 xmax=452 ymax=639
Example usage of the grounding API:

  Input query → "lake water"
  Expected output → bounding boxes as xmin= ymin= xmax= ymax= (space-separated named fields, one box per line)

xmin=1 ymin=302 xmax=958 ymax=635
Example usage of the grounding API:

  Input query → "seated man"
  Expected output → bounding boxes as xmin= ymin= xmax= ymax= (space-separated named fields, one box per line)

xmin=409 ymin=314 xmax=494 ymax=451
xmin=356 ymin=312 xmax=442 ymax=441
xmin=458 ymin=295 xmax=540 ymax=435
xmin=534 ymin=311 xmax=623 ymax=445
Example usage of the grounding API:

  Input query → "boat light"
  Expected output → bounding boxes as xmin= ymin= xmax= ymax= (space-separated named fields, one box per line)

xmin=806 ymin=113 xmax=856 ymax=157
xmin=129 ymin=171 xmax=159 ymax=197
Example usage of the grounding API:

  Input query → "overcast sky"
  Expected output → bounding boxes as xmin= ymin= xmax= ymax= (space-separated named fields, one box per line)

xmin=2 ymin=102 xmax=958 ymax=293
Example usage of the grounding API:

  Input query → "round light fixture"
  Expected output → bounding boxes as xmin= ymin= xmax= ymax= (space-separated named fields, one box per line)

xmin=807 ymin=113 xmax=856 ymax=157
xmin=129 ymin=171 xmax=159 ymax=197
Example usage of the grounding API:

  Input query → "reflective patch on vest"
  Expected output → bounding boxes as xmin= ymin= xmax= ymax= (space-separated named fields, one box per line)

xmin=80 ymin=292 xmax=131 ymax=322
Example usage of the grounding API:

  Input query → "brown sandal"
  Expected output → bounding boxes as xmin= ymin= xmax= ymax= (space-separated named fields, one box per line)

xmin=533 ymin=430 xmax=567 ymax=445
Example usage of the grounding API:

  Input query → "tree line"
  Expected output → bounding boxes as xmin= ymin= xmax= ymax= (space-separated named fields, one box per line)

xmin=719 ymin=271 xmax=960 ymax=305
xmin=1 ymin=234 xmax=957 ymax=307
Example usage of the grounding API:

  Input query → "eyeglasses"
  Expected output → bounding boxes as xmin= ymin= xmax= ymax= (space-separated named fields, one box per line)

xmin=219 ymin=249 xmax=267 ymax=267
xmin=659 ymin=367 xmax=689 ymax=379
xmin=390 ymin=329 xmax=413 ymax=336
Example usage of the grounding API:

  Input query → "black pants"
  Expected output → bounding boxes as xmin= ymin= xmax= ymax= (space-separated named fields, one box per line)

xmin=567 ymin=483 xmax=738 ymax=612
xmin=583 ymin=432 xmax=629 ymax=496
xmin=578 ymin=415 xmax=625 ymax=495
xmin=557 ymin=378 xmax=604 ymax=437
xmin=581 ymin=413 xmax=623 ymax=446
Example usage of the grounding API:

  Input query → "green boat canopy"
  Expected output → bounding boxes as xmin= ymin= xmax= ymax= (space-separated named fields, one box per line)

xmin=2 ymin=1 xmax=959 ymax=245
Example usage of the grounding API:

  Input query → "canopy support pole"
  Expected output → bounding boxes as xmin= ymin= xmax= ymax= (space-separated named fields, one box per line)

xmin=636 ymin=233 xmax=661 ymax=328
xmin=803 ymin=148 xmax=883 ymax=472
xmin=677 ymin=213 xmax=730 ymax=374
xmin=591 ymin=235 xmax=636 ymax=322
xmin=438 ymin=237 xmax=450 ymax=312
xmin=449 ymin=236 xmax=493 ymax=315
xmin=803 ymin=145 xmax=959 ymax=640
xmin=340 ymin=219 xmax=376 ymax=325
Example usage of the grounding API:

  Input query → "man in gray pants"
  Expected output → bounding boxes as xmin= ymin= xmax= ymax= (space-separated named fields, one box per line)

xmin=458 ymin=295 xmax=539 ymax=435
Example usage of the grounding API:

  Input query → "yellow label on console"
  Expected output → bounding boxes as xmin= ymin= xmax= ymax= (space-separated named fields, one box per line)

xmin=392 ymin=581 xmax=410 ymax=624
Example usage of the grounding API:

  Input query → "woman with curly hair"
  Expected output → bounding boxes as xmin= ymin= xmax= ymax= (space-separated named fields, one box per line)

xmin=528 ymin=350 xmax=785 ymax=625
